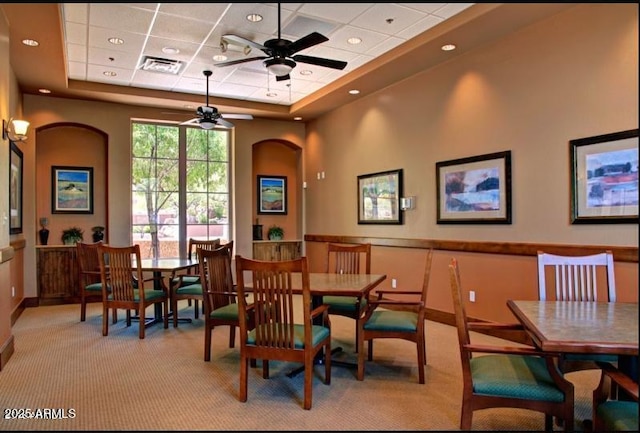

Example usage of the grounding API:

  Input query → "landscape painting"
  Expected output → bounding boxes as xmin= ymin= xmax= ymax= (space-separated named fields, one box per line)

xmin=52 ymin=166 xmax=94 ymax=214
xmin=436 ymin=151 xmax=511 ymax=224
xmin=571 ymin=128 xmax=638 ymax=224
xmin=257 ymin=175 xmax=287 ymax=214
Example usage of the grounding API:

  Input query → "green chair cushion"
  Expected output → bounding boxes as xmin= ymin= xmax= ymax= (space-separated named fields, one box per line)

xmin=597 ymin=401 xmax=639 ymax=431
xmin=210 ymin=303 xmax=239 ymax=321
xmin=323 ymin=295 xmax=367 ymax=313
xmin=108 ymin=289 xmax=165 ymax=302
xmin=471 ymin=354 xmax=566 ymax=402
xmin=175 ymin=283 xmax=202 ymax=295
xmin=172 ymin=275 xmax=200 ymax=285
xmin=85 ymin=282 xmax=103 ymax=291
xmin=363 ymin=310 xmax=418 ymax=332
xmin=248 ymin=324 xmax=330 ymax=348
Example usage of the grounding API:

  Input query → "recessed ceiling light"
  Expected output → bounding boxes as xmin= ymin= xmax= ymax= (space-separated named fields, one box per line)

xmin=213 ymin=54 xmax=227 ymax=62
xmin=299 ymin=70 xmax=312 ymax=76
xmin=293 ymin=117 xmax=302 ymax=121
xmin=246 ymin=13 xmax=263 ymax=22
xmin=441 ymin=44 xmax=457 ymax=51
xmin=38 ymin=88 xmax=51 ymax=94
xmin=348 ymin=89 xmax=360 ymax=95
xmin=103 ymin=71 xmax=117 ymax=77
xmin=266 ymin=92 xmax=278 ymax=97
xmin=347 ymin=37 xmax=362 ymax=45
xmin=22 ymin=39 xmax=39 ymax=47
xmin=108 ymin=37 xmax=124 ymax=45
xmin=162 ymin=47 xmax=179 ymax=55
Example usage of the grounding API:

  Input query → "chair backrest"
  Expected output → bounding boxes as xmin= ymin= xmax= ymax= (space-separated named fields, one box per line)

xmin=77 ymin=241 xmax=102 ymax=285
xmin=418 ymin=248 xmax=435 ymax=304
xmin=188 ymin=238 xmax=221 ymax=260
xmin=199 ymin=243 xmax=235 ymax=313
xmin=448 ymin=258 xmax=472 ymax=372
xmin=326 ymin=243 xmax=371 ymax=274
xmin=98 ymin=244 xmax=144 ymax=302
xmin=537 ymin=250 xmax=616 ymax=302
xmin=235 ymin=255 xmax=311 ymax=350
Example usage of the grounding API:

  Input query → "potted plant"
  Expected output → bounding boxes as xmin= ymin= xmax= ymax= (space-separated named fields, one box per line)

xmin=91 ymin=226 xmax=105 ymax=243
xmin=267 ymin=225 xmax=284 ymax=241
xmin=61 ymin=227 xmax=84 ymax=245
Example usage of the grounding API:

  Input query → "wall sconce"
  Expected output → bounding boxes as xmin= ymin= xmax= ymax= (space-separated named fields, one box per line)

xmin=401 ymin=196 xmax=416 ymax=211
xmin=3 ymin=118 xmax=30 ymax=142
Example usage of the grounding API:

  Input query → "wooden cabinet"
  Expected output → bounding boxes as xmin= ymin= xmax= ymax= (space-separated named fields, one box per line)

xmin=37 ymin=246 xmax=80 ymax=305
xmin=253 ymin=240 xmax=302 ymax=261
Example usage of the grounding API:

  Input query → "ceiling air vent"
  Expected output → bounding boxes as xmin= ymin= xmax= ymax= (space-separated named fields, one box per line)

xmin=139 ymin=56 xmax=183 ymax=75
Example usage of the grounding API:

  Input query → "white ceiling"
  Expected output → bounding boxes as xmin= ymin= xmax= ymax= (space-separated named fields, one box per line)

xmin=61 ymin=3 xmax=474 ymax=106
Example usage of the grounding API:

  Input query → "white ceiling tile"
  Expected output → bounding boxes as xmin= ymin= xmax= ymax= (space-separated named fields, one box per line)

xmin=396 ymin=15 xmax=443 ymax=40
xmin=323 ymin=25 xmax=389 ymax=54
xmin=298 ymin=3 xmax=373 ymax=24
xmin=88 ymin=3 xmax=155 ymax=35
xmin=350 ymin=3 xmax=427 ymax=35
xmin=86 ymin=64 xmax=134 ymax=85
xmin=143 ymin=37 xmax=202 ymax=63
xmin=150 ymin=14 xmax=216 ymax=44
xmin=87 ymin=46 xmax=139 ymax=69
xmin=62 ymin=3 xmax=88 ymax=25
xmin=156 ymin=3 xmax=230 ymax=23
xmin=66 ymin=43 xmax=86 ymax=63
xmin=67 ymin=61 xmax=87 ymax=80
xmin=365 ymin=36 xmax=406 ymax=57
xmin=64 ymin=21 xmax=88 ymax=45
xmin=131 ymin=69 xmax=181 ymax=90
xmin=398 ymin=3 xmax=447 ymax=14
xmin=432 ymin=3 xmax=475 ymax=19
xmin=88 ymin=27 xmax=147 ymax=52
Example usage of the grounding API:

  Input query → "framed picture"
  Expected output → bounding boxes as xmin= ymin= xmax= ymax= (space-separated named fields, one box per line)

xmin=257 ymin=175 xmax=287 ymax=214
xmin=358 ymin=169 xmax=403 ymax=224
xmin=9 ymin=142 xmax=23 ymax=234
xmin=570 ymin=129 xmax=638 ymax=224
xmin=436 ymin=151 xmax=512 ymax=224
xmin=52 ymin=166 xmax=94 ymax=214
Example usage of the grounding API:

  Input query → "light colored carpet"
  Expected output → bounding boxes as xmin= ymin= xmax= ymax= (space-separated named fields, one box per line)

xmin=0 ymin=301 xmax=598 ymax=431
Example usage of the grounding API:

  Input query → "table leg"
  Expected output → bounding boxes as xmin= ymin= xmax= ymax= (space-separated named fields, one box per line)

xmin=132 ymin=270 xmax=192 ymax=327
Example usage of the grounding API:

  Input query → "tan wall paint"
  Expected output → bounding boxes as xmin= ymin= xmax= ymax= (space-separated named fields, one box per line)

xmin=303 ymin=4 xmax=638 ymax=322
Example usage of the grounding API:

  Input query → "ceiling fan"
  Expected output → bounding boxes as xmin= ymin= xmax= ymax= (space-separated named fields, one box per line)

xmin=180 ymin=70 xmax=253 ymax=129
xmin=214 ymin=3 xmax=347 ymax=81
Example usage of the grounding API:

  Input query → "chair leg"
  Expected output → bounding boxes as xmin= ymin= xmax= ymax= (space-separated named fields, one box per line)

xmin=102 ymin=303 xmax=109 ymax=336
xmin=172 ymin=296 xmax=179 ymax=328
xmin=194 ymin=300 xmax=199 ymax=319
xmin=163 ymin=299 xmax=169 ymax=329
xmin=417 ymin=338 xmax=425 ymax=384
xmin=138 ymin=307 xmax=145 ymax=339
xmin=262 ymin=361 xmax=270 ymax=379
xmin=460 ymin=405 xmax=473 ymax=430
xmin=368 ymin=339 xmax=373 ymax=361
xmin=325 ymin=341 xmax=331 ymax=385
xmin=239 ymin=354 xmax=249 ymax=403
xmin=126 ymin=309 xmax=132 ymax=327
xmin=112 ymin=308 xmax=118 ymax=324
xmin=303 ymin=357 xmax=313 ymax=410
xmin=204 ymin=326 xmax=212 ymax=362
xmin=357 ymin=333 xmax=366 ymax=381
xmin=229 ymin=327 xmax=236 ymax=348
xmin=81 ymin=299 xmax=86 ymax=322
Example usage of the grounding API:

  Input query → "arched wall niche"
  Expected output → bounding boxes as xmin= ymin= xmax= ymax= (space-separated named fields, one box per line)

xmin=251 ymin=139 xmax=302 ymax=241
xmin=35 ymin=122 xmax=109 ymax=245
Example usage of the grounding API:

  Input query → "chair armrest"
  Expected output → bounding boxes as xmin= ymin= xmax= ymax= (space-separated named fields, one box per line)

xmin=465 ymin=343 xmax=554 ymax=357
xmin=596 ymin=361 xmax=639 ymax=401
xmin=142 ymin=276 xmax=168 ymax=292
xmin=375 ymin=289 xmax=422 ymax=298
xmin=311 ymin=304 xmax=330 ymax=318
xmin=468 ymin=322 xmax=525 ymax=332
xmin=368 ymin=299 xmax=423 ymax=308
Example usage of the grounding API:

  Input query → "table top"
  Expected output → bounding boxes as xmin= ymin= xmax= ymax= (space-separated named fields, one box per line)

xmin=507 ymin=300 xmax=639 ymax=356
xmin=137 ymin=258 xmax=196 ymax=273
xmin=246 ymin=272 xmax=386 ymax=297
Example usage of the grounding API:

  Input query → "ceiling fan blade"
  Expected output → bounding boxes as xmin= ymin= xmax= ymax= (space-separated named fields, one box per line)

xmin=275 ymin=74 xmax=290 ymax=82
xmin=222 ymin=34 xmax=267 ymax=52
xmin=214 ymin=56 xmax=268 ymax=68
xmin=221 ymin=113 xmax=254 ymax=120
xmin=293 ymin=54 xmax=347 ymax=70
xmin=288 ymin=32 xmax=328 ymax=55
xmin=216 ymin=118 xmax=235 ymax=129
xmin=180 ymin=118 xmax=200 ymax=126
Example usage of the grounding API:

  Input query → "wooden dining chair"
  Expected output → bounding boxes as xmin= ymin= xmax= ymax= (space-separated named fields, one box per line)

xmin=198 ymin=242 xmax=246 ymax=361
xmin=97 ymin=244 xmax=169 ymax=339
xmin=170 ymin=238 xmax=221 ymax=327
xmin=449 ymin=257 xmax=575 ymax=431
xmin=323 ymin=242 xmax=371 ymax=352
xmin=235 ymin=255 xmax=331 ymax=410
xmin=76 ymin=241 xmax=104 ymax=322
xmin=537 ymin=250 xmax=618 ymax=373
xmin=592 ymin=361 xmax=639 ymax=432
xmin=357 ymin=248 xmax=433 ymax=384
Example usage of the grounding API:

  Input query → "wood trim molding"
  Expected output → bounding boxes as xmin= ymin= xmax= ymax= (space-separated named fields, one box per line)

xmin=304 ymin=234 xmax=638 ymax=263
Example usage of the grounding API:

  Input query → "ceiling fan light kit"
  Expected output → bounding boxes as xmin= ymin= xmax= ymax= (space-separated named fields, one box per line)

xmin=264 ymin=58 xmax=296 ymax=76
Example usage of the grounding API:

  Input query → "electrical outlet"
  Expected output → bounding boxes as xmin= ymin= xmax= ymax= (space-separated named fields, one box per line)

xmin=11 ymin=286 xmax=15 ymax=297
xmin=391 ymin=278 xmax=397 ymax=288
xmin=469 ymin=290 xmax=476 ymax=302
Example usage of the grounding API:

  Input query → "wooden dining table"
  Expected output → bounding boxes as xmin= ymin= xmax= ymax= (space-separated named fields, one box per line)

xmin=506 ymin=300 xmax=638 ymax=356
xmin=245 ymin=272 xmax=387 ymax=375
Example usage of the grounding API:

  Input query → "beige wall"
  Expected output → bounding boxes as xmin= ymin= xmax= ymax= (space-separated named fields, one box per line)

xmin=305 ymin=4 xmax=638 ymax=246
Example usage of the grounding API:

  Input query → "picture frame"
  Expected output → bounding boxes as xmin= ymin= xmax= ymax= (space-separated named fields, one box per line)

xmin=570 ymin=129 xmax=638 ymax=224
xmin=358 ymin=169 xmax=403 ymax=225
xmin=52 ymin=166 xmax=94 ymax=214
xmin=9 ymin=142 xmax=23 ymax=234
xmin=436 ymin=151 xmax=511 ymax=224
xmin=257 ymin=175 xmax=287 ymax=214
